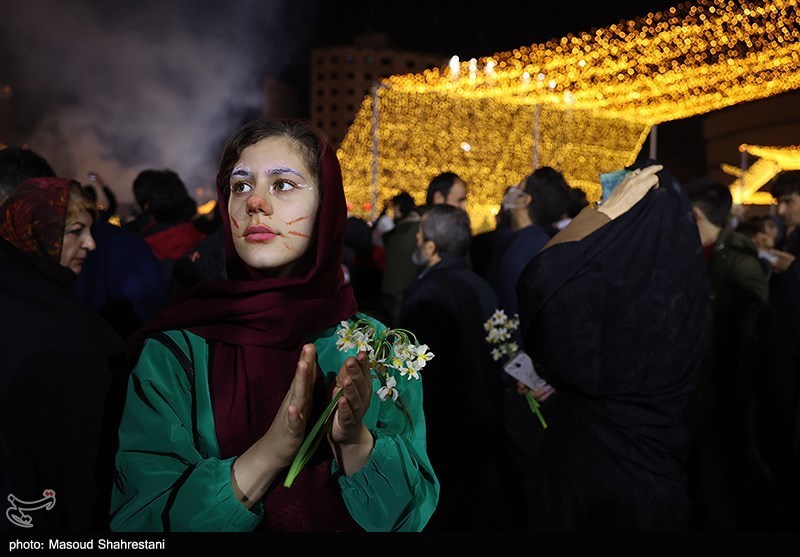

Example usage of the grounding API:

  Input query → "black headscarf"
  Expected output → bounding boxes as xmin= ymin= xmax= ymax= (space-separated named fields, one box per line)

xmin=518 ymin=163 xmax=710 ymax=399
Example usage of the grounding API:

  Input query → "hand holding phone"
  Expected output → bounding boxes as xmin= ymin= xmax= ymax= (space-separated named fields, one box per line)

xmin=503 ymin=351 xmax=545 ymax=390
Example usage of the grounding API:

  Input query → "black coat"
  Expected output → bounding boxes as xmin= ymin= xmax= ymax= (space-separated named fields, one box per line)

xmin=517 ymin=172 xmax=711 ymax=531
xmin=0 ymin=237 xmax=127 ymax=532
xmin=399 ymin=256 xmax=503 ymax=530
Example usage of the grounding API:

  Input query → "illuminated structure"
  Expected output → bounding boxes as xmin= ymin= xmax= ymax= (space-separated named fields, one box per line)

xmin=310 ymin=34 xmax=445 ymax=150
xmin=723 ymin=144 xmax=800 ymax=205
xmin=337 ymin=0 xmax=800 ymax=226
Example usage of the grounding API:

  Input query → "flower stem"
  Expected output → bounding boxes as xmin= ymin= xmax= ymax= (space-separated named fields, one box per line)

xmin=524 ymin=391 xmax=548 ymax=429
xmin=284 ymin=390 xmax=344 ymax=488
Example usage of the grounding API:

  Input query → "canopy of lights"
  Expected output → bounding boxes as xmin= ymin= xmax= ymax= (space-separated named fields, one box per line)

xmin=337 ymin=0 xmax=800 ymax=228
xmin=722 ymin=144 xmax=800 ymax=205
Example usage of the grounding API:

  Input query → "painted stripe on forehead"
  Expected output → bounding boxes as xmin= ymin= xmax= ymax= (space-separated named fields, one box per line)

xmin=231 ymin=166 xmax=305 ymax=179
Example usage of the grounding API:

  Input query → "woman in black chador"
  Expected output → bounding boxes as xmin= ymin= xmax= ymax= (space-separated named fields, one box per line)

xmin=517 ymin=163 xmax=711 ymax=531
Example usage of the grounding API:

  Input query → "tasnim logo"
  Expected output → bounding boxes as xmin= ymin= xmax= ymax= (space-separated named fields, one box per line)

xmin=6 ymin=490 xmax=56 ymax=528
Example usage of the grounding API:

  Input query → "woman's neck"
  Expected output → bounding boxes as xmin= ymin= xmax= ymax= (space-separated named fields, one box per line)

xmin=510 ymin=210 xmax=533 ymax=232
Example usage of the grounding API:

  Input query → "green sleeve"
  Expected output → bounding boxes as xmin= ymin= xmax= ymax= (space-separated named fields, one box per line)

xmin=110 ymin=335 xmax=262 ymax=532
xmin=314 ymin=315 xmax=440 ymax=532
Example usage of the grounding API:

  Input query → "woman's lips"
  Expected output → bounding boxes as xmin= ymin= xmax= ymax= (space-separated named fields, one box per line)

xmin=244 ymin=225 xmax=277 ymax=242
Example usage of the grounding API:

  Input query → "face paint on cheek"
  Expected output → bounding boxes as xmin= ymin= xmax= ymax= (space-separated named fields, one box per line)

xmin=280 ymin=239 xmax=298 ymax=252
xmin=231 ymin=215 xmax=240 ymax=230
xmin=287 ymin=230 xmax=311 ymax=238
xmin=285 ymin=215 xmax=311 ymax=225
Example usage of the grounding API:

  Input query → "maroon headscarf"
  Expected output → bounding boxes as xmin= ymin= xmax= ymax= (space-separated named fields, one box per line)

xmin=0 ymin=177 xmax=75 ymax=262
xmin=129 ymin=123 xmax=359 ymax=531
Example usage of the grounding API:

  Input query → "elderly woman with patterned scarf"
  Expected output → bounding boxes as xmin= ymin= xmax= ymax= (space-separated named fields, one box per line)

xmin=0 ymin=178 xmax=126 ymax=532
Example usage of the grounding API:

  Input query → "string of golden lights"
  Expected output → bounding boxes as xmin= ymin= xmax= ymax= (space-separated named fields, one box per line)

xmin=723 ymin=144 xmax=800 ymax=205
xmin=337 ymin=0 xmax=800 ymax=227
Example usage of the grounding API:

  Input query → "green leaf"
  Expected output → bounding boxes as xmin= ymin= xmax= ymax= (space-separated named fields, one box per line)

xmin=283 ymin=390 xmax=344 ymax=488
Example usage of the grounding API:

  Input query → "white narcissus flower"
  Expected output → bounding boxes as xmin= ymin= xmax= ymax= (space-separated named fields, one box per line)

xmin=412 ymin=344 xmax=434 ymax=369
xmin=388 ymin=353 xmax=405 ymax=371
xmin=336 ymin=321 xmax=358 ymax=351
xmin=394 ymin=340 xmax=413 ymax=359
xmin=491 ymin=347 xmax=503 ymax=361
xmin=490 ymin=309 xmax=508 ymax=326
xmin=377 ymin=376 xmax=399 ymax=401
xmin=486 ymin=327 xmax=505 ymax=344
xmin=400 ymin=363 xmax=420 ymax=380
xmin=353 ymin=331 xmax=372 ymax=354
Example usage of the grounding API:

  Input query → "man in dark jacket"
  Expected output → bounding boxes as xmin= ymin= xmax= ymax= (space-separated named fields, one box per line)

xmin=381 ymin=192 xmax=421 ymax=326
xmin=399 ymin=204 xmax=504 ymax=532
xmin=685 ymin=178 xmax=770 ymax=530
xmin=760 ymin=170 xmax=800 ymax=529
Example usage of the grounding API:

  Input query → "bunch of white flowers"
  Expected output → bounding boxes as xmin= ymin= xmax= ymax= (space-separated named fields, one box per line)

xmin=483 ymin=309 xmax=520 ymax=361
xmin=285 ymin=318 xmax=433 ymax=488
xmin=483 ymin=309 xmax=550 ymax=430
xmin=336 ymin=319 xmax=433 ymax=401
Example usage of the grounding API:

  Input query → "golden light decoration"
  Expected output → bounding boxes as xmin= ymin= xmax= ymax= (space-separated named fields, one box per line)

xmin=338 ymin=0 xmax=800 ymax=228
xmin=196 ymin=199 xmax=218 ymax=215
xmin=723 ymin=144 xmax=800 ymax=205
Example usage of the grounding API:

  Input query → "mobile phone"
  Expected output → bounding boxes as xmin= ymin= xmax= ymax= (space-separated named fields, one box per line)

xmin=758 ymin=250 xmax=779 ymax=264
xmin=503 ymin=351 xmax=547 ymax=390
xmin=599 ymin=169 xmax=631 ymax=203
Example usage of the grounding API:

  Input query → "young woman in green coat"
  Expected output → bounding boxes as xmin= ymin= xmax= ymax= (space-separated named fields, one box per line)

xmin=110 ymin=119 xmax=439 ymax=532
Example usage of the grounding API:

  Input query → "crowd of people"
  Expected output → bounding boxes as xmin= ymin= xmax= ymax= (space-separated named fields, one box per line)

xmin=0 ymin=119 xmax=798 ymax=533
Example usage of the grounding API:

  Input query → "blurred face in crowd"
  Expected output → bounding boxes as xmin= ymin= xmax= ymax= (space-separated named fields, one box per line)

xmin=502 ymin=181 xmax=530 ymax=212
xmin=776 ymin=192 xmax=800 ymax=230
xmin=444 ymin=179 xmax=467 ymax=209
xmin=752 ymin=229 xmax=774 ymax=250
xmin=60 ymin=203 xmax=96 ymax=274
xmin=227 ymin=136 xmax=320 ymax=276
xmin=763 ymin=217 xmax=779 ymax=242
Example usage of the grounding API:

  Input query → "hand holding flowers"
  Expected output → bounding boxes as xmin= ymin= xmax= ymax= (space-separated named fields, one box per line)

xmin=284 ymin=318 xmax=433 ymax=487
xmin=483 ymin=309 xmax=550 ymax=429
xmin=327 ymin=351 xmax=375 ymax=476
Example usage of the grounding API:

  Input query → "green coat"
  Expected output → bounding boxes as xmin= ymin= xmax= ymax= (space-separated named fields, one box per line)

xmin=110 ymin=314 xmax=439 ymax=532
xmin=703 ymin=227 xmax=769 ymax=410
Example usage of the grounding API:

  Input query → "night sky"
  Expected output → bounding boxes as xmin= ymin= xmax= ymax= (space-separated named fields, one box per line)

xmin=0 ymin=0 xmax=684 ymax=204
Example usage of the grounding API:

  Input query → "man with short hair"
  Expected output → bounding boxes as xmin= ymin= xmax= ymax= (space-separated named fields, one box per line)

xmin=399 ymin=204 xmax=504 ymax=532
xmin=425 ymin=171 xmax=467 ymax=209
xmin=760 ymin=170 xmax=800 ymax=529
xmin=772 ymin=170 xmax=800 ymax=256
xmin=684 ymin=178 xmax=770 ymax=530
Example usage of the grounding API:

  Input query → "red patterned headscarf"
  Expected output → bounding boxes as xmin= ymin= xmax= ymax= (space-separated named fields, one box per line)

xmin=0 ymin=178 xmax=76 ymax=262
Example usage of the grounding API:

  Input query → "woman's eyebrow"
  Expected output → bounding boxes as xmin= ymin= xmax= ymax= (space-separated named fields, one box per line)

xmin=266 ymin=166 xmax=303 ymax=178
xmin=231 ymin=168 xmax=252 ymax=179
